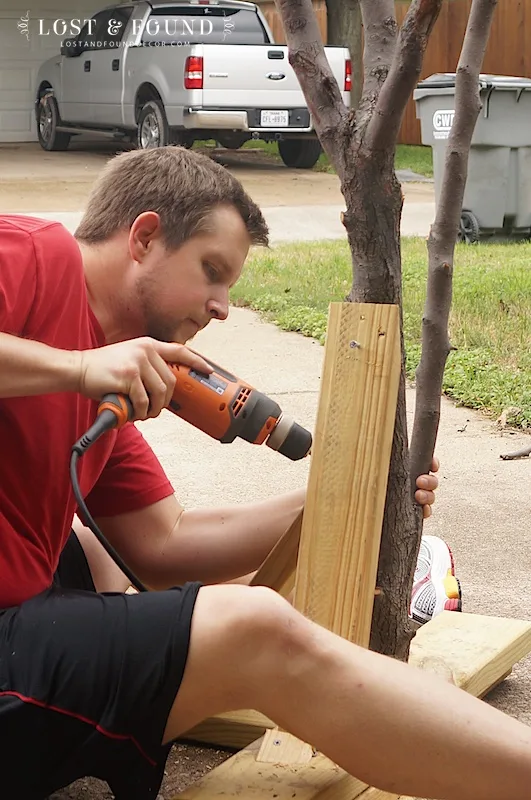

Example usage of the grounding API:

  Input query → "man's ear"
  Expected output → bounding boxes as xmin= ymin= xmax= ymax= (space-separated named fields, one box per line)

xmin=129 ymin=212 xmax=163 ymax=262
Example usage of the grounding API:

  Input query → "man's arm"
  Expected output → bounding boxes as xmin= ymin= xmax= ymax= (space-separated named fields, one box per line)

xmin=1 ymin=330 xmax=211 ymax=419
xmin=0 ymin=333 xmax=80 ymax=398
xmin=90 ymin=462 xmax=439 ymax=592
xmin=91 ymin=489 xmax=305 ymax=590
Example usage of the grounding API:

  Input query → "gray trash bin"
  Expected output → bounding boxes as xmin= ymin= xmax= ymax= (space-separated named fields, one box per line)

xmin=413 ymin=73 xmax=531 ymax=242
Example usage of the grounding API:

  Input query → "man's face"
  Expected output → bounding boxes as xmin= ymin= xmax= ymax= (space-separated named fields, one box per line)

xmin=135 ymin=205 xmax=251 ymax=344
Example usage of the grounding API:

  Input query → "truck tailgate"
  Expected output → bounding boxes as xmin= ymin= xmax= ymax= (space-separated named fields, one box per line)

xmin=201 ymin=45 xmax=346 ymax=110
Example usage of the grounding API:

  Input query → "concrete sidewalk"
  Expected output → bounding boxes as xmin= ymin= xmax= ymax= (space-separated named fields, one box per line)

xmin=21 ymin=199 xmax=435 ymax=241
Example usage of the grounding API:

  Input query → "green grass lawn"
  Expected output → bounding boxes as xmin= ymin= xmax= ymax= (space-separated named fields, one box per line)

xmin=395 ymin=144 xmax=433 ymax=178
xmin=231 ymin=238 xmax=531 ymax=428
xmin=194 ymin=139 xmax=434 ymax=178
xmin=242 ymin=140 xmax=434 ymax=178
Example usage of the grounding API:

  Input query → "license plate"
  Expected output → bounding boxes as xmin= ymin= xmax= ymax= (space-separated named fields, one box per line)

xmin=260 ymin=110 xmax=289 ymax=127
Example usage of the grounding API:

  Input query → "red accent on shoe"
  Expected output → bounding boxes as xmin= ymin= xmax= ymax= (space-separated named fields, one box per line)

xmin=444 ymin=598 xmax=461 ymax=611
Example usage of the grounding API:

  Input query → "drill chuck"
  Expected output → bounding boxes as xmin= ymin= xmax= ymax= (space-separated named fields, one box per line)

xmin=266 ymin=415 xmax=312 ymax=461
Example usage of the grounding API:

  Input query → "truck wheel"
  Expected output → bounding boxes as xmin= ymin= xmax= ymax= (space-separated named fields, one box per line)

xmin=216 ymin=133 xmax=249 ymax=150
xmin=37 ymin=94 xmax=71 ymax=151
xmin=278 ymin=139 xmax=322 ymax=169
xmin=171 ymin=131 xmax=194 ymax=149
xmin=137 ymin=99 xmax=169 ymax=149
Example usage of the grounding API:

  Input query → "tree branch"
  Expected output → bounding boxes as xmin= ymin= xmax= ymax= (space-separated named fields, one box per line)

xmin=409 ymin=0 xmax=499 ymax=495
xmin=365 ymin=0 xmax=444 ymax=151
xmin=357 ymin=0 xmax=398 ymax=123
xmin=500 ymin=444 xmax=531 ymax=461
xmin=326 ymin=0 xmax=363 ymax=107
xmin=274 ymin=0 xmax=350 ymax=171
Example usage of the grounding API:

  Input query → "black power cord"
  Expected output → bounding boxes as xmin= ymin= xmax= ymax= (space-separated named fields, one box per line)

xmin=70 ymin=409 xmax=148 ymax=593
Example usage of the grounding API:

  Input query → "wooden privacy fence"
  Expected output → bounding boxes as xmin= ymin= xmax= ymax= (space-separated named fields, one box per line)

xmin=257 ymin=0 xmax=328 ymax=44
xmin=256 ymin=0 xmax=531 ymax=145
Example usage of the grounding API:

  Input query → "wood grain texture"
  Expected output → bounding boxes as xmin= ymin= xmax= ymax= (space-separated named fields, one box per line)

xmin=257 ymin=728 xmax=314 ymax=764
xmin=182 ymin=709 xmax=275 ymax=749
xmin=250 ymin=511 xmax=302 ymax=597
xmin=409 ymin=610 xmax=531 ymax=698
xmin=293 ymin=303 xmax=401 ymax=648
xmin=177 ymin=741 xmax=369 ymax=799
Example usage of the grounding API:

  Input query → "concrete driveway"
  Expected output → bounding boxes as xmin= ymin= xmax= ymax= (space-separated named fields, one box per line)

xmin=0 ymin=141 xmax=436 ymax=239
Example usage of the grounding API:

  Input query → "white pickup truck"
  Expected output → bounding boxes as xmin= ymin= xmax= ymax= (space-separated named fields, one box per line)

xmin=34 ymin=0 xmax=351 ymax=169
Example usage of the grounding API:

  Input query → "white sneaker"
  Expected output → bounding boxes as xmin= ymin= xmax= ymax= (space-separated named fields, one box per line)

xmin=410 ymin=535 xmax=462 ymax=625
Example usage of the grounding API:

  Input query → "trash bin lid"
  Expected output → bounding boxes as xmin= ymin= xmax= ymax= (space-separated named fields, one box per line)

xmin=479 ymin=74 xmax=531 ymax=90
xmin=416 ymin=72 xmax=457 ymax=90
xmin=414 ymin=72 xmax=531 ymax=100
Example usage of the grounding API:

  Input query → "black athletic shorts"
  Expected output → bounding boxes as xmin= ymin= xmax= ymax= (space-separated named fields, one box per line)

xmin=0 ymin=531 xmax=202 ymax=799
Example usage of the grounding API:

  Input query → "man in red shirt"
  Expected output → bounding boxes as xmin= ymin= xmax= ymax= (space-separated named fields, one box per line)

xmin=1 ymin=146 xmax=530 ymax=799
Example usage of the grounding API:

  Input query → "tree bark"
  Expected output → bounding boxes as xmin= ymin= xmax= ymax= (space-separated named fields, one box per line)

xmin=366 ymin=0 xmax=443 ymax=150
xmin=409 ymin=0 xmax=499 ymax=490
xmin=356 ymin=0 xmax=397 ymax=123
xmin=325 ymin=0 xmax=363 ymax=107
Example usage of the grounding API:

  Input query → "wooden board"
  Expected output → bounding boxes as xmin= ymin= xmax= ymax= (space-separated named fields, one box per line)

xmin=408 ymin=610 xmax=531 ymax=698
xmin=176 ymin=737 xmax=369 ymax=800
xmin=292 ymin=303 xmax=401 ymax=648
xmin=250 ymin=511 xmax=302 ymax=598
xmin=182 ymin=709 xmax=274 ymax=750
xmin=248 ymin=303 xmax=403 ymax=761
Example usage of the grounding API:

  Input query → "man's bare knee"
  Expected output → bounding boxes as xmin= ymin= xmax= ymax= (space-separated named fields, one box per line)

xmin=163 ymin=584 xmax=308 ymax=743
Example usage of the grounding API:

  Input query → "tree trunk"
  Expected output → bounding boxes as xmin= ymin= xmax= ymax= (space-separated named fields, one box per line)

xmin=325 ymin=0 xmax=363 ymax=106
xmin=276 ymin=0 xmax=445 ymax=659
xmin=276 ymin=0 xmax=497 ymax=662
xmin=342 ymin=149 xmax=418 ymax=659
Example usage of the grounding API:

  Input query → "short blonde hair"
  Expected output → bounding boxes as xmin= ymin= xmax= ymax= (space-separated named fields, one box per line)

xmin=75 ymin=146 xmax=269 ymax=249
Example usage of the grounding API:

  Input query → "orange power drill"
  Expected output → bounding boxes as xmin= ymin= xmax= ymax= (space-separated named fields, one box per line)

xmin=74 ymin=356 xmax=312 ymax=461
xmin=70 ymin=356 xmax=312 ymax=593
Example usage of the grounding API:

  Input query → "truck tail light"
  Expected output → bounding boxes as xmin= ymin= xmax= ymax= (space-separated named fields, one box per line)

xmin=185 ymin=56 xmax=203 ymax=90
xmin=344 ymin=59 xmax=352 ymax=92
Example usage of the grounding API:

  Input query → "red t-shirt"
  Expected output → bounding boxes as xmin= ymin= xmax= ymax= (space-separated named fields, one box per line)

xmin=0 ymin=215 xmax=174 ymax=608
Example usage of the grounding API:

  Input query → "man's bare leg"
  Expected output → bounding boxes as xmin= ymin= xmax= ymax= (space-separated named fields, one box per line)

xmin=163 ymin=584 xmax=531 ymax=800
xmin=73 ymin=519 xmax=131 ymax=594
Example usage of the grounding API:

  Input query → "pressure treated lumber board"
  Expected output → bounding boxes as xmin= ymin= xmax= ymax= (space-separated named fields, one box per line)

xmin=176 ymin=737 xmax=370 ymax=800
xmin=249 ymin=511 xmax=302 ymax=598
xmin=176 ymin=736 xmax=398 ymax=799
xmin=408 ymin=609 xmax=531 ymax=698
xmin=181 ymin=709 xmax=274 ymax=749
xmin=257 ymin=303 xmax=401 ymax=759
xmin=292 ymin=303 xmax=401 ymax=646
